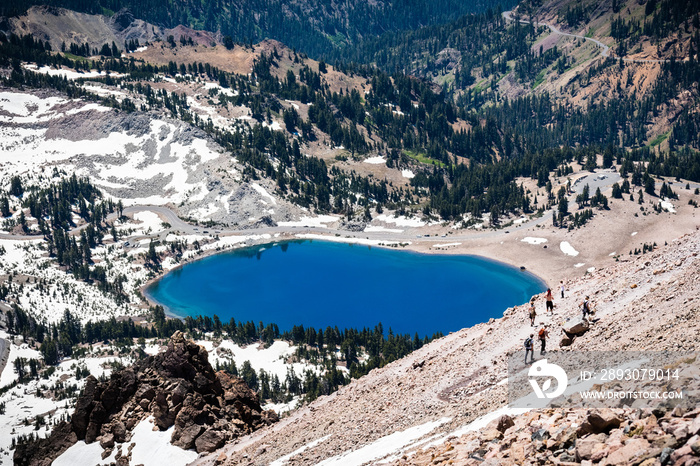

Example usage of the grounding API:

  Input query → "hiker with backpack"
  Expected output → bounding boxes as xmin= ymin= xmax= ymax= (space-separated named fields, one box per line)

xmin=538 ymin=325 xmax=549 ymax=355
xmin=524 ymin=334 xmax=535 ymax=363
xmin=580 ymin=296 xmax=593 ymax=318
xmin=529 ymin=299 xmax=537 ymax=326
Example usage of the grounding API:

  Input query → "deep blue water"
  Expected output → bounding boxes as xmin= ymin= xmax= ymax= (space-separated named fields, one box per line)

xmin=145 ymin=240 xmax=546 ymax=337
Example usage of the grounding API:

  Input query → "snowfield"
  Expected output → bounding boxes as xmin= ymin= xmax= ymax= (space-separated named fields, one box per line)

xmin=364 ymin=156 xmax=386 ymax=164
xmin=53 ymin=416 xmax=198 ymax=466
xmin=278 ymin=215 xmax=339 ymax=228
xmin=521 ymin=237 xmax=547 ymax=245
xmin=559 ymin=241 xmax=579 ymax=256
xmin=0 ymin=342 xmax=136 ymax=462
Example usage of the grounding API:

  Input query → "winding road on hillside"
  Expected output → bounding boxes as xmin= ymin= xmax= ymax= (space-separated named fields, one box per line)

xmin=3 ymin=167 xmax=697 ymax=246
xmin=118 ymin=204 xmax=555 ymax=244
xmin=502 ymin=10 xmax=670 ymax=64
xmin=0 ymin=203 xmax=553 ymax=246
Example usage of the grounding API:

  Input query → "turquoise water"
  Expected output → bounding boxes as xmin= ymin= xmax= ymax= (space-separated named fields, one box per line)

xmin=145 ymin=240 xmax=546 ymax=337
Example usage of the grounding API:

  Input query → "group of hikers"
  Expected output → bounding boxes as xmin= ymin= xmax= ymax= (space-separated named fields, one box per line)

xmin=523 ymin=281 xmax=594 ymax=364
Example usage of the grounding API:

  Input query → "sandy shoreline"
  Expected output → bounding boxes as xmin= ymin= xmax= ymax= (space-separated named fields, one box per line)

xmin=138 ymin=182 xmax=699 ymax=323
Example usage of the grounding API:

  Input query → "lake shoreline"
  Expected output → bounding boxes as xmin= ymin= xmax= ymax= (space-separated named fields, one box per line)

xmin=142 ymin=237 xmax=547 ymax=336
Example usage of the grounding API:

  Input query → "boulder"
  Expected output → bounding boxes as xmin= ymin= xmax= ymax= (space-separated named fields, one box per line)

xmin=71 ymin=376 xmax=99 ymax=440
xmin=576 ymin=436 xmax=606 ymax=461
xmin=579 ymin=411 xmax=622 ymax=435
xmin=171 ymin=423 xmax=204 ymax=450
xmin=670 ymin=445 xmax=692 ymax=463
xmin=690 ymin=439 xmax=700 ymax=455
xmin=112 ymin=421 xmax=127 ymax=443
xmin=262 ymin=410 xmax=280 ymax=425
xmin=480 ymin=428 xmax=503 ymax=442
xmin=496 ymin=415 xmax=515 ymax=433
xmin=560 ymin=335 xmax=574 ymax=347
xmin=531 ymin=428 xmax=549 ymax=442
xmin=195 ymin=428 xmax=226 ymax=453
xmin=99 ymin=433 xmax=115 ymax=450
xmin=563 ymin=317 xmax=590 ymax=336
xmin=691 ymin=416 xmax=700 ymax=436
xmin=601 ymin=438 xmax=650 ymax=465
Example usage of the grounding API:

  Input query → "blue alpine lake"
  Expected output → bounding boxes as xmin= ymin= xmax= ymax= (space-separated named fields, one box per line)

xmin=145 ymin=240 xmax=546 ymax=337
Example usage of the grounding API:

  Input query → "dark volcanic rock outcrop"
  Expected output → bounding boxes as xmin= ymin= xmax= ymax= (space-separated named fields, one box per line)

xmin=15 ymin=331 xmax=277 ymax=465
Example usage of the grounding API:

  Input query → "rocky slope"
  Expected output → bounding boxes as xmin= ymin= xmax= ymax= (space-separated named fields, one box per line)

xmin=0 ymin=86 xmax=306 ymax=226
xmin=13 ymin=331 xmax=277 ymax=466
xmin=398 ymin=405 xmax=700 ymax=465
xmin=184 ymin=229 xmax=700 ymax=466
xmin=1 ymin=6 xmax=216 ymax=53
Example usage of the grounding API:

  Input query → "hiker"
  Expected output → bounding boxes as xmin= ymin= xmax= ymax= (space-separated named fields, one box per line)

xmin=580 ymin=296 xmax=592 ymax=318
xmin=538 ymin=325 xmax=549 ymax=355
xmin=545 ymin=288 xmax=554 ymax=314
xmin=560 ymin=281 xmax=565 ymax=299
xmin=524 ymin=334 xmax=535 ymax=363
xmin=529 ymin=300 xmax=537 ymax=326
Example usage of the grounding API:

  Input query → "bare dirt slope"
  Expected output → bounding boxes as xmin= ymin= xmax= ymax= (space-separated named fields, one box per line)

xmin=3 ymin=6 xmax=163 ymax=52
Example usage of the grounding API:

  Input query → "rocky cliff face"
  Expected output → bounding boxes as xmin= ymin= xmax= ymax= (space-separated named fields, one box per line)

xmin=14 ymin=331 xmax=277 ymax=466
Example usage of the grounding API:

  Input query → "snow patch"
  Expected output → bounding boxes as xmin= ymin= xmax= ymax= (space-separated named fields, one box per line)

xmin=375 ymin=214 xmax=426 ymax=228
xmin=317 ymin=418 xmax=451 ymax=466
xmin=364 ymin=226 xmax=404 ymax=233
xmin=0 ymin=332 xmax=42 ymax=387
xmin=521 ymin=237 xmax=547 ymax=245
xmin=201 ymin=340 xmax=304 ymax=381
xmin=252 ymin=183 xmax=277 ymax=205
xmin=401 ymin=170 xmax=415 ymax=179
xmin=560 ymin=241 xmax=579 ymax=256
xmin=432 ymin=243 xmax=461 ymax=248
xmin=660 ymin=199 xmax=676 ymax=213
xmin=263 ymin=121 xmax=283 ymax=131
xmin=23 ymin=64 xmax=125 ymax=80
xmin=270 ymin=434 xmax=332 ymax=466
xmin=295 ymin=234 xmax=408 ymax=247
xmin=278 ymin=215 xmax=339 ymax=228
xmin=53 ymin=416 xmax=198 ymax=466
xmin=364 ymin=156 xmax=386 ymax=164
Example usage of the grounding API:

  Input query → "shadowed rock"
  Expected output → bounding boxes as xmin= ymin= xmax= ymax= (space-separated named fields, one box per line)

xmin=14 ymin=331 xmax=277 ymax=466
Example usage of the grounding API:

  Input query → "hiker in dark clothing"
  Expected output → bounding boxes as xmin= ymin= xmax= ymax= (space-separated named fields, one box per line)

xmin=524 ymin=334 xmax=535 ymax=363
xmin=529 ymin=300 xmax=537 ymax=326
xmin=538 ymin=325 xmax=549 ymax=355
xmin=581 ymin=296 xmax=592 ymax=318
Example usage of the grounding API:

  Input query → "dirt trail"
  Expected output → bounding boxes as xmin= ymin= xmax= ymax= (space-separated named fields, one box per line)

xmin=502 ymin=10 xmax=670 ymax=64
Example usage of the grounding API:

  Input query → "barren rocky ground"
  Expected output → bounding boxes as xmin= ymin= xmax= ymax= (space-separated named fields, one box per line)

xmin=190 ymin=228 xmax=700 ymax=465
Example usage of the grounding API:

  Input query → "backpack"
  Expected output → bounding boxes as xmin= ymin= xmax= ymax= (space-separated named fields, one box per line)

xmin=524 ymin=337 xmax=532 ymax=349
xmin=538 ymin=328 xmax=546 ymax=339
